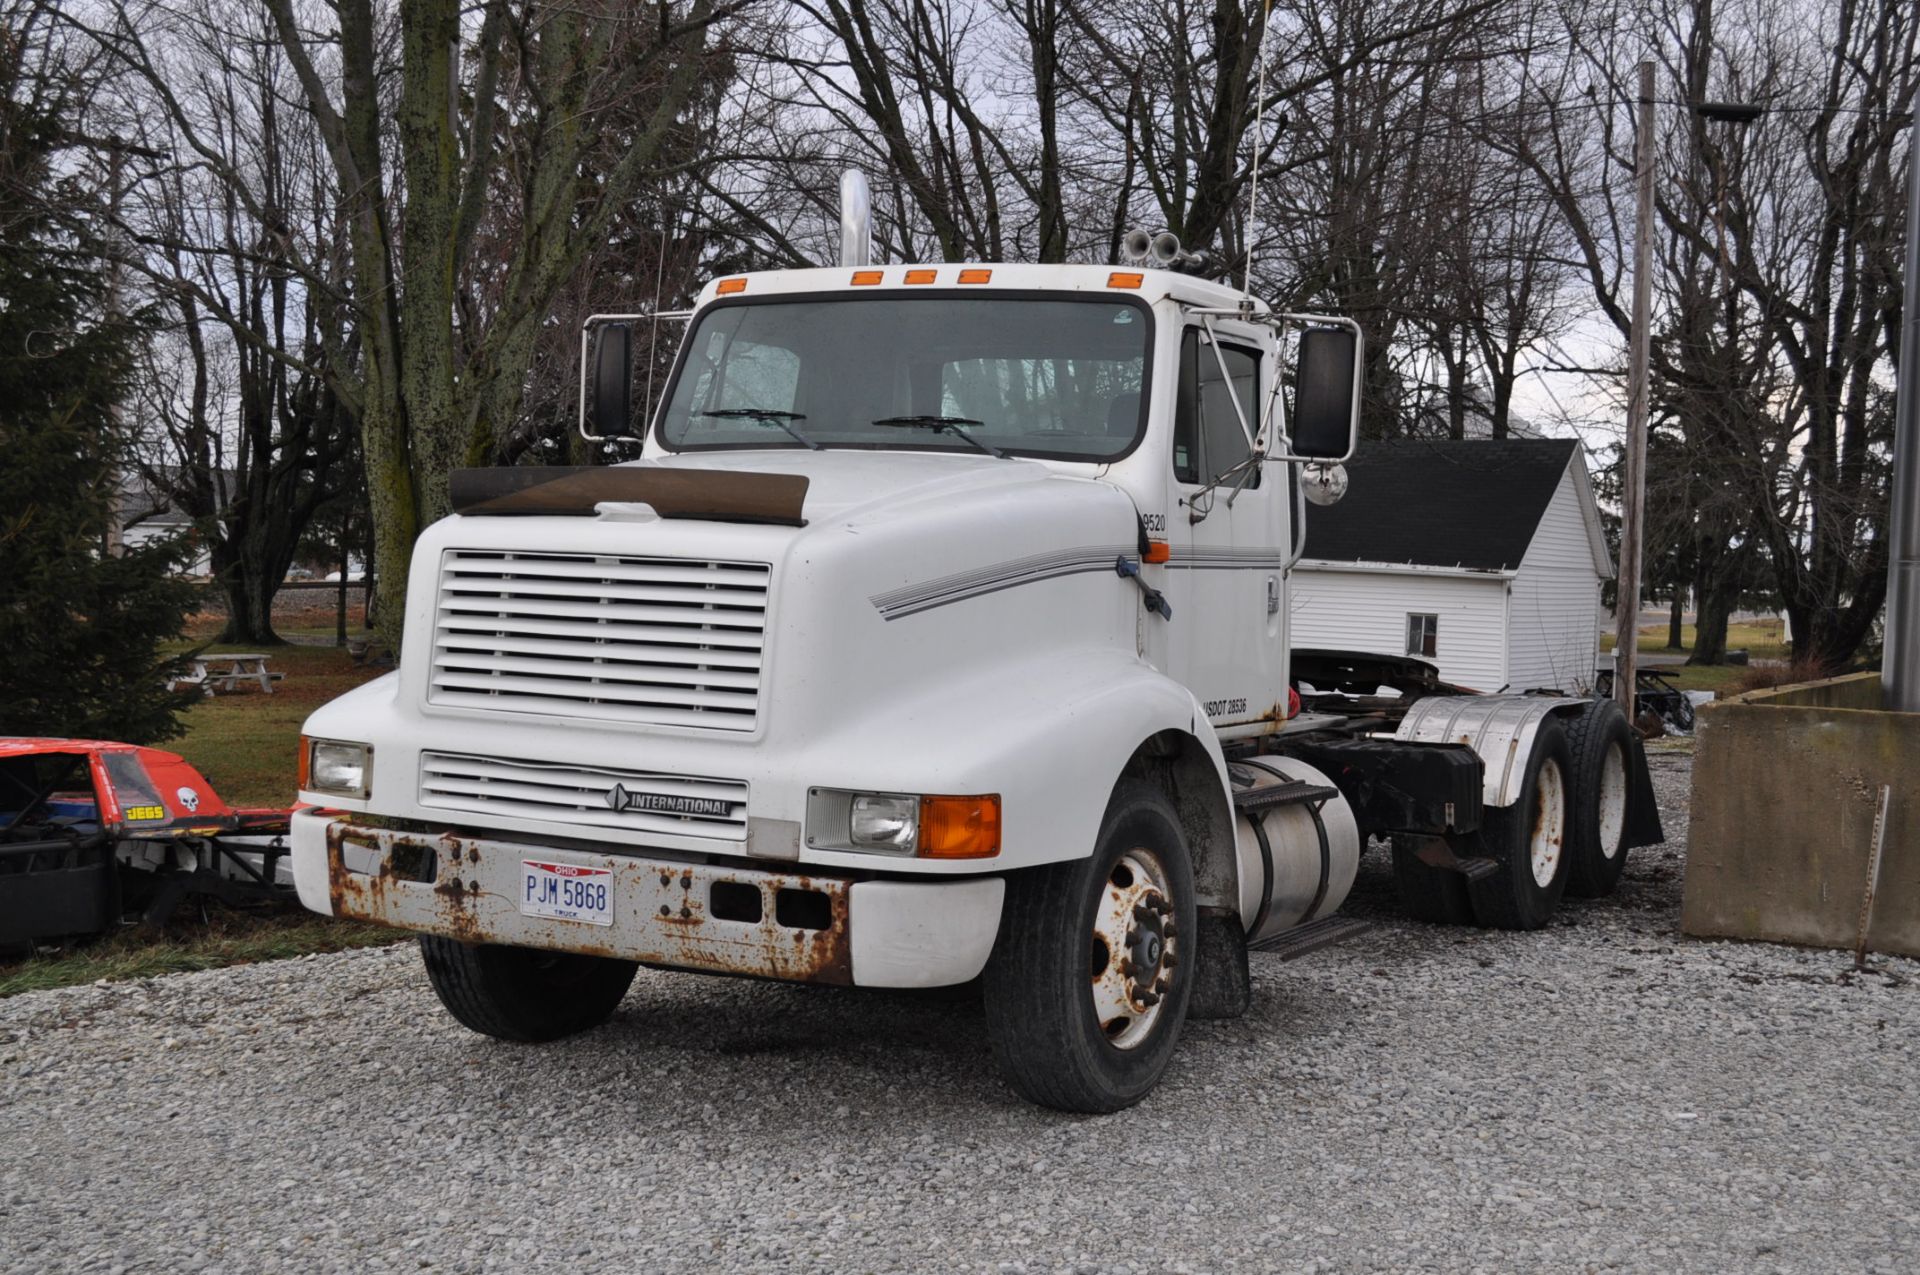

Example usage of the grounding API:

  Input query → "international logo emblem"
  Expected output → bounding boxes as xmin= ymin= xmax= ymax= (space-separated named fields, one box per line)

xmin=605 ymin=782 xmax=732 ymax=819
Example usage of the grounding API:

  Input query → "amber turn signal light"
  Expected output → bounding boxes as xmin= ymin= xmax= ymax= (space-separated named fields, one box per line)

xmin=918 ymin=795 xmax=1001 ymax=859
xmin=296 ymin=734 xmax=310 ymax=790
xmin=1143 ymin=541 xmax=1171 ymax=564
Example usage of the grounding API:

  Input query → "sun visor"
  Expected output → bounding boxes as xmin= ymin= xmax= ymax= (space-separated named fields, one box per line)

xmin=449 ymin=467 xmax=809 ymax=526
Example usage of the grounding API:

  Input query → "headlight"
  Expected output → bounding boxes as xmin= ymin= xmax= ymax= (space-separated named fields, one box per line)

xmin=808 ymin=789 xmax=999 ymax=859
xmin=304 ymin=737 xmax=371 ymax=799
xmin=849 ymin=794 xmax=918 ymax=850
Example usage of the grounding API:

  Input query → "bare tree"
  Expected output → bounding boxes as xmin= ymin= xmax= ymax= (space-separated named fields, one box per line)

xmin=85 ymin=0 xmax=747 ymax=648
xmin=103 ymin=1 xmax=356 ymax=643
xmin=1518 ymin=0 xmax=1913 ymax=666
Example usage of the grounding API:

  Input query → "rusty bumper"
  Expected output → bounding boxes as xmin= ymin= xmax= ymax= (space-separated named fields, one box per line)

xmin=291 ymin=811 xmax=1004 ymax=988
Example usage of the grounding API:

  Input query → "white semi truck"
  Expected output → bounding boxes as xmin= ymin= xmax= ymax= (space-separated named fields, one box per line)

xmin=291 ymin=198 xmax=1661 ymax=1112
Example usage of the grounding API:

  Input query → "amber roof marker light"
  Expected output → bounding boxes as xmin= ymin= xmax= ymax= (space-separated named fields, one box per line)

xmin=904 ymin=269 xmax=938 ymax=285
xmin=715 ymin=277 xmax=747 ymax=295
xmin=957 ymin=268 xmax=993 ymax=284
xmin=851 ymin=270 xmax=885 ymax=286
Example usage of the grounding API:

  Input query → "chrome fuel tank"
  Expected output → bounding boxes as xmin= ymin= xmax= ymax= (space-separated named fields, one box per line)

xmin=1230 ymin=757 xmax=1361 ymax=944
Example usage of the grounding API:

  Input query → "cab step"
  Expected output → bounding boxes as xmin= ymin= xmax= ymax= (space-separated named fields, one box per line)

xmin=1455 ymin=856 xmax=1500 ymax=882
xmin=1248 ymin=914 xmax=1373 ymax=961
xmin=1232 ymin=780 xmax=1339 ymax=813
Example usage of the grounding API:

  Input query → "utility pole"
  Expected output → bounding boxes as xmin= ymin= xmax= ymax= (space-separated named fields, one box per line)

xmin=1886 ymin=104 xmax=1920 ymax=712
xmin=102 ymin=142 xmax=128 ymax=559
xmin=1615 ymin=60 xmax=1657 ymax=719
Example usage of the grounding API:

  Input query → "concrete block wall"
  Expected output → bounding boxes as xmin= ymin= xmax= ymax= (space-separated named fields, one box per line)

xmin=1682 ymin=673 xmax=1920 ymax=958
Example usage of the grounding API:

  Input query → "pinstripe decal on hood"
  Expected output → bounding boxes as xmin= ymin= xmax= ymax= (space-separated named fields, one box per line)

xmin=871 ymin=544 xmax=1136 ymax=620
xmin=871 ymin=543 xmax=1286 ymax=620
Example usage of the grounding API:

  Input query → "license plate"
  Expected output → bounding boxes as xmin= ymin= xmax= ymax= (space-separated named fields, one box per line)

xmin=519 ymin=859 xmax=614 ymax=926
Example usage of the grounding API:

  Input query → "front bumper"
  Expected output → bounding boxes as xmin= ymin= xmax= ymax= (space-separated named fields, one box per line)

xmin=291 ymin=810 xmax=1003 ymax=988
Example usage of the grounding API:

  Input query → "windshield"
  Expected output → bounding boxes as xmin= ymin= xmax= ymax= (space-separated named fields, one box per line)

xmin=656 ymin=295 xmax=1152 ymax=461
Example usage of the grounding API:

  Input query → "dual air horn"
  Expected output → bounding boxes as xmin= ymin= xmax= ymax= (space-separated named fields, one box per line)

xmin=1119 ymin=227 xmax=1215 ymax=277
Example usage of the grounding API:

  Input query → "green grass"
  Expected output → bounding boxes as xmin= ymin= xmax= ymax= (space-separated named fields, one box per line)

xmin=1602 ymin=618 xmax=1792 ymax=662
xmin=1647 ymin=664 xmax=1748 ymax=693
xmin=0 ymin=621 xmax=402 ymax=998
xmin=0 ymin=913 xmax=402 ymax=997
xmin=166 ymin=637 xmax=389 ymax=807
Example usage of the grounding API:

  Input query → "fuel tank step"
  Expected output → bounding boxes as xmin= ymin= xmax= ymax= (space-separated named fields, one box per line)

xmin=1232 ymin=780 xmax=1339 ymax=812
xmin=1248 ymin=914 xmax=1373 ymax=961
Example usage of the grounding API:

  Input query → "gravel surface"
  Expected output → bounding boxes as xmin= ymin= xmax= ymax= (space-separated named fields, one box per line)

xmin=4 ymin=747 xmax=1916 ymax=1274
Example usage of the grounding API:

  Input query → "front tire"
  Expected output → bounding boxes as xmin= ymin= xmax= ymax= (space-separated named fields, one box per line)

xmin=419 ymin=937 xmax=638 ymax=1042
xmin=983 ymin=780 xmax=1196 ymax=1112
xmin=1467 ymin=720 xmax=1573 ymax=930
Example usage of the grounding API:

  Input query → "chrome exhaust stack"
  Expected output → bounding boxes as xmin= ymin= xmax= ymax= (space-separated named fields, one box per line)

xmin=839 ymin=169 xmax=872 ymax=267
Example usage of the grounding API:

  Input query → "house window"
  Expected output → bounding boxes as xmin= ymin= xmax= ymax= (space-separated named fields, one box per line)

xmin=1406 ymin=613 xmax=1438 ymax=658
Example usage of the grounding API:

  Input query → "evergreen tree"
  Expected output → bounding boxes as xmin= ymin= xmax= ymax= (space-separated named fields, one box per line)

xmin=0 ymin=23 xmax=200 ymax=743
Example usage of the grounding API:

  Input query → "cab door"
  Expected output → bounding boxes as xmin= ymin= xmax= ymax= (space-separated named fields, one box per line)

xmin=1163 ymin=323 xmax=1288 ymax=732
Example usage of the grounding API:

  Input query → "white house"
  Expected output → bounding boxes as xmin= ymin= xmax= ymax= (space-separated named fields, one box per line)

xmin=1290 ymin=439 xmax=1613 ymax=693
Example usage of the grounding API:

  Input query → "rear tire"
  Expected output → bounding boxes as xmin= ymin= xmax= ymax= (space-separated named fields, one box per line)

xmin=419 ymin=936 xmax=638 ymax=1042
xmin=1390 ymin=835 xmax=1476 ymax=925
xmin=1564 ymin=700 xmax=1636 ymax=898
xmin=1467 ymin=720 xmax=1572 ymax=930
xmin=983 ymin=780 xmax=1195 ymax=1112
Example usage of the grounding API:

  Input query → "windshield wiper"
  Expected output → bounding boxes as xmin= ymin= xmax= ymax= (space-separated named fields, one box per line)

xmin=698 ymin=408 xmax=821 ymax=450
xmin=871 ymin=415 xmax=1007 ymax=459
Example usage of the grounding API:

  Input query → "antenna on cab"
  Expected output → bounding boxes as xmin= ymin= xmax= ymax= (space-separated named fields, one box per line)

xmin=1242 ymin=0 xmax=1274 ymax=304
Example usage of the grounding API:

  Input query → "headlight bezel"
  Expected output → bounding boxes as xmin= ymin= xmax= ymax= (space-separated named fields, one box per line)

xmin=806 ymin=788 xmax=1000 ymax=859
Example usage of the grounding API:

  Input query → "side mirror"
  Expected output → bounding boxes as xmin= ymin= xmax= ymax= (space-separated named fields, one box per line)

xmin=1292 ymin=327 xmax=1359 ymax=460
xmin=589 ymin=322 xmax=634 ymax=438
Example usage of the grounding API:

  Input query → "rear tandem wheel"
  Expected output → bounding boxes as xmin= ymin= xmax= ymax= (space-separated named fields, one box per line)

xmin=1564 ymin=698 xmax=1637 ymax=898
xmin=1465 ymin=718 xmax=1573 ymax=930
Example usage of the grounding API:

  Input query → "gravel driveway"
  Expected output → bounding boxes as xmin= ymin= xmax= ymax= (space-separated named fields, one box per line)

xmin=4 ymin=748 xmax=1915 ymax=1274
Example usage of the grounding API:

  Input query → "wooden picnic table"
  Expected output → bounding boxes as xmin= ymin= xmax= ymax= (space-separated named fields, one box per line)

xmin=168 ymin=653 xmax=283 ymax=696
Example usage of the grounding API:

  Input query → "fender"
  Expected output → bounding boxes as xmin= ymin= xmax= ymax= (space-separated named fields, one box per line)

xmin=1393 ymin=694 xmax=1588 ymax=808
xmin=794 ymin=647 xmax=1235 ymax=880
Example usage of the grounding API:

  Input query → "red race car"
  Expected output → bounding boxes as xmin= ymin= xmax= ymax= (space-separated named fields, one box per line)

xmin=0 ymin=738 xmax=295 ymax=949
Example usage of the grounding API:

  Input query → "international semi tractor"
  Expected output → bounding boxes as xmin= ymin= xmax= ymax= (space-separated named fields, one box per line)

xmin=291 ymin=179 xmax=1662 ymax=1112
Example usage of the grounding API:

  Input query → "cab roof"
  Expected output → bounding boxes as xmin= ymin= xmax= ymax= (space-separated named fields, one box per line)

xmin=694 ymin=263 xmax=1264 ymax=313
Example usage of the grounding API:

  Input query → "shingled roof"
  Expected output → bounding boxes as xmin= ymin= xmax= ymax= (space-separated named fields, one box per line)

xmin=1301 ymin=438 xmax=1582 ymax=573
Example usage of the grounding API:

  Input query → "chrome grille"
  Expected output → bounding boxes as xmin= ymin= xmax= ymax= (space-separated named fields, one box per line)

xmin=430 ymin=550 xmax=769 ymax=729
xmin=418 ymin=752 xmax=749 ymax=841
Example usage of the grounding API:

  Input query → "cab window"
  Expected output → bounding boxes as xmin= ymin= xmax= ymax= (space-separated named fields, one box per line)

xmin=1173 ymin=329 xmax=1261 ymax=487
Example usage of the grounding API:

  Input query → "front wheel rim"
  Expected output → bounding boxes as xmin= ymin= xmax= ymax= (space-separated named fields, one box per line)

xmin=1089 ymin=847 xmax=1177 ymax=1050
xmin=1529 ymin=757 xmax=1568 ymax=888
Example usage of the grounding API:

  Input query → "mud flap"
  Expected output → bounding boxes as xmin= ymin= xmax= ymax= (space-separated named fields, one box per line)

xmin=1623 ymin=733 xmax=1666 ymax=849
